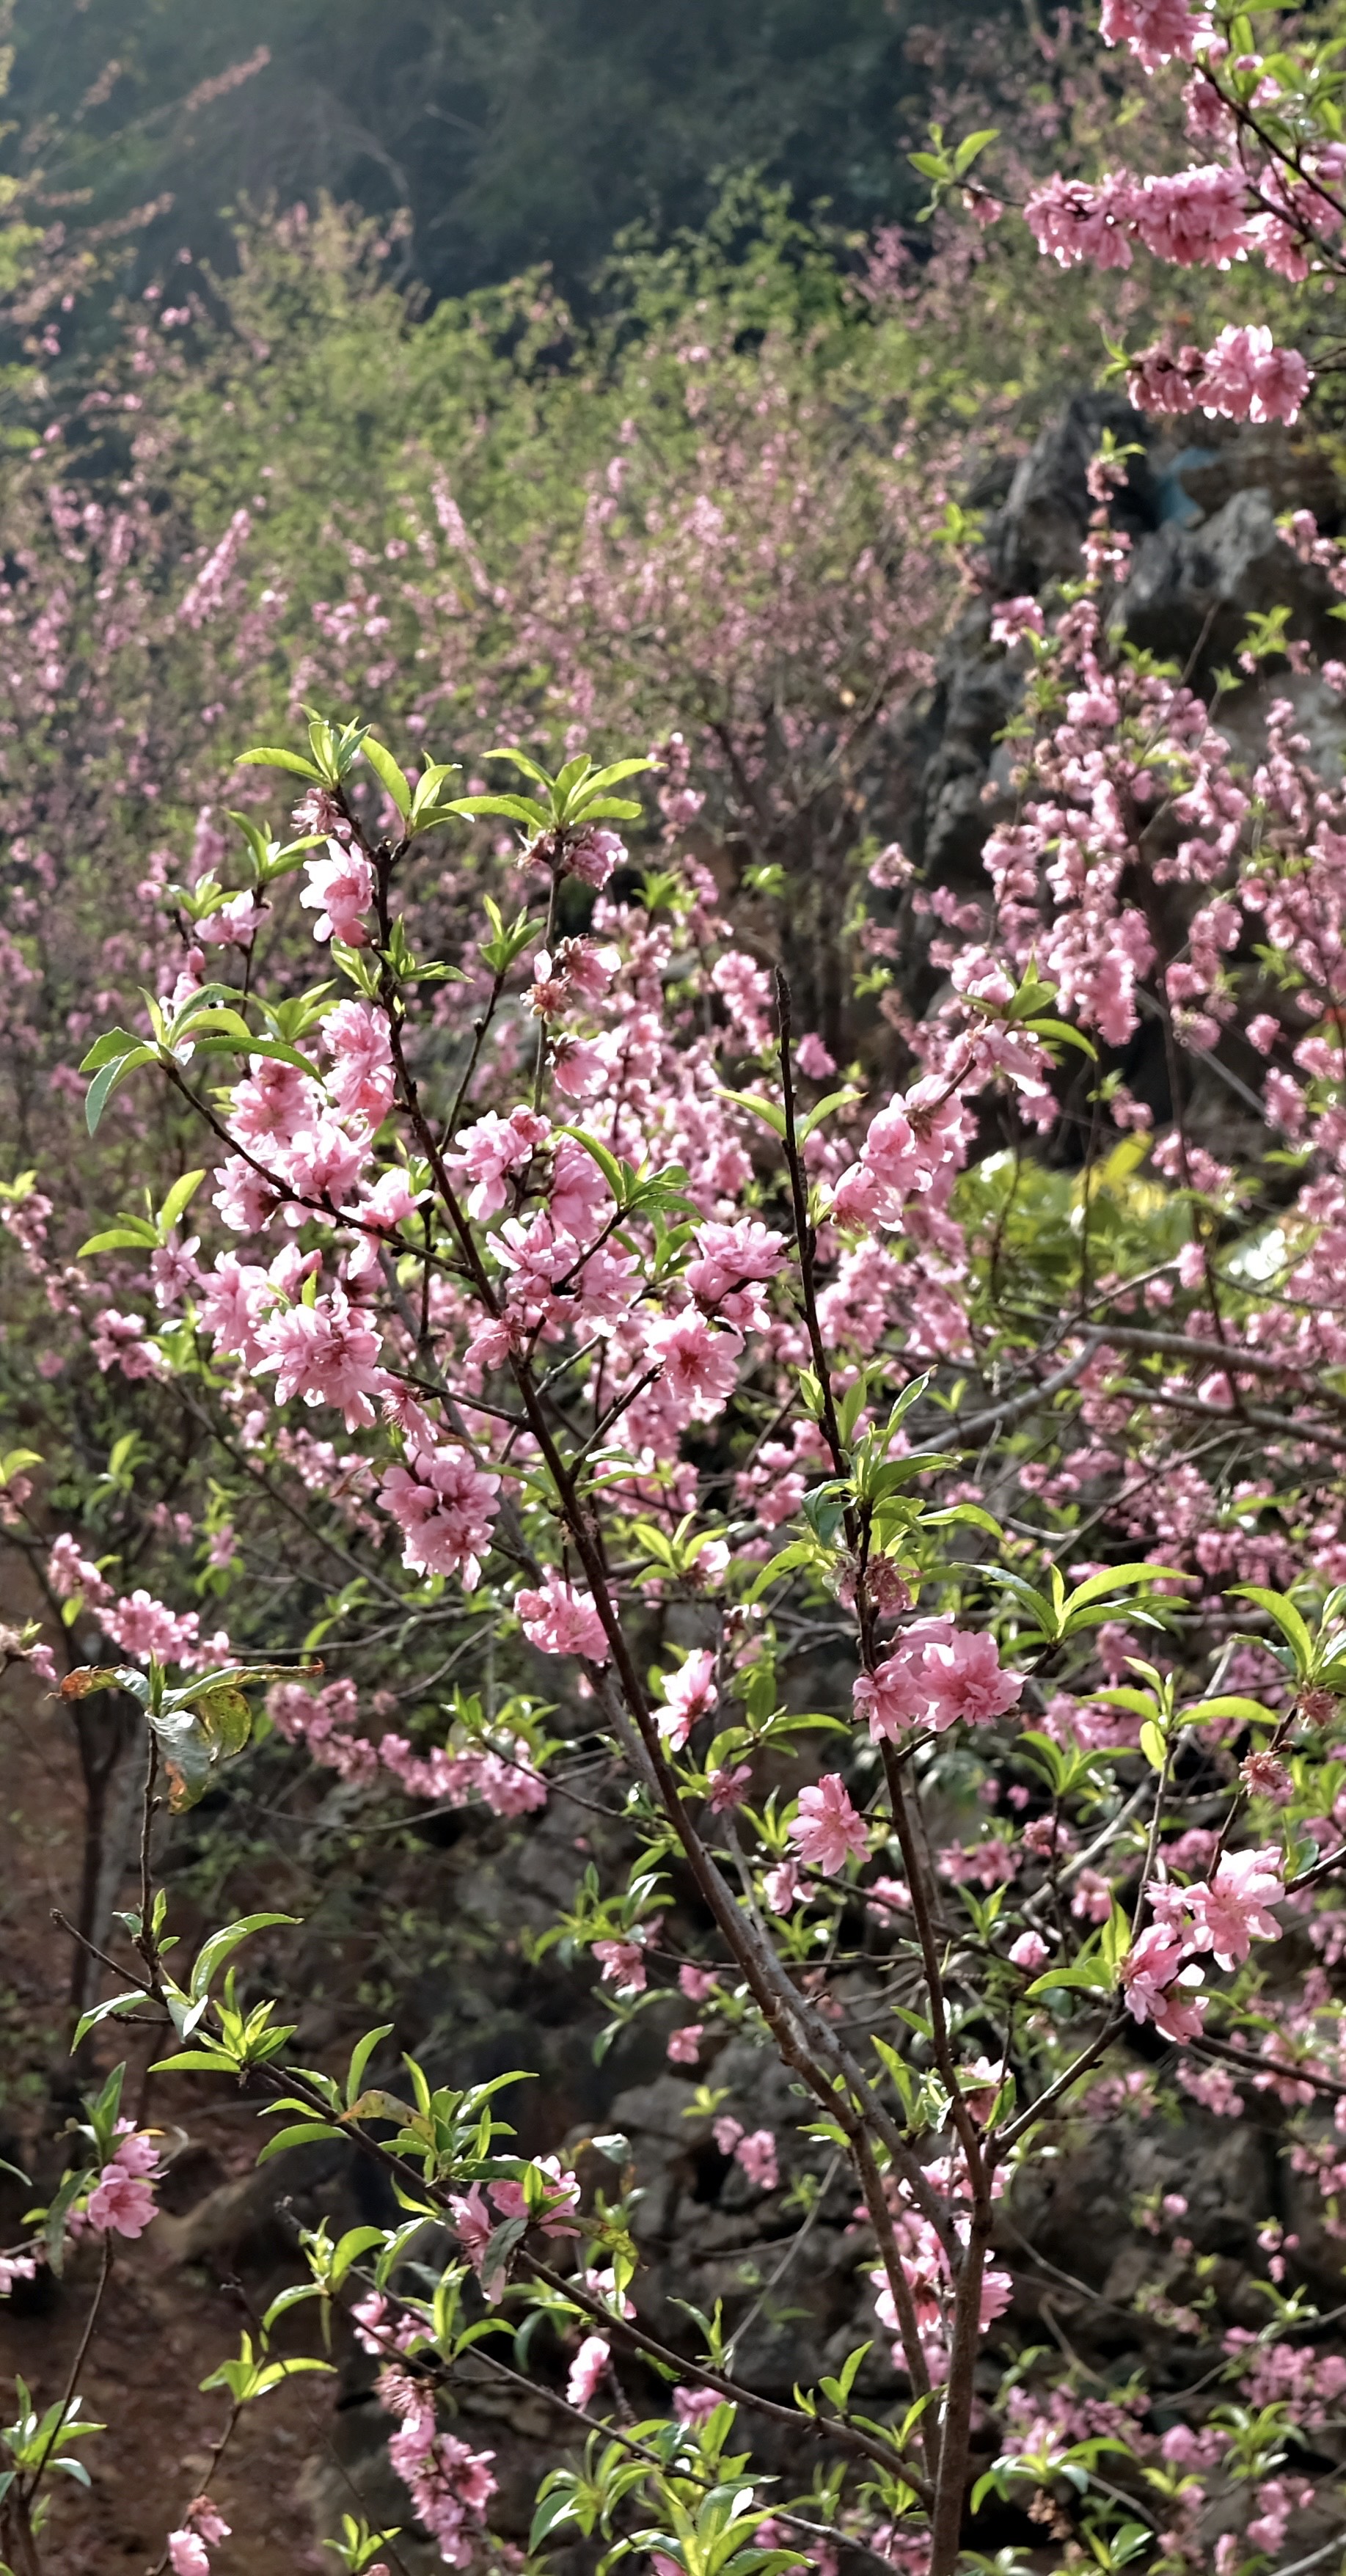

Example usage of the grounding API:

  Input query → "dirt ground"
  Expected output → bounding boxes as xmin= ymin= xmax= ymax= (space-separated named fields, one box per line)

xmin=0 ymin=1618 xmax=339 ymax=2575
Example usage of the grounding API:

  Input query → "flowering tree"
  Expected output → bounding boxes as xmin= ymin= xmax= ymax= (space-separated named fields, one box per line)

xmin=1011 ymin=0 xmax=1346 ymax=421
xmin=7 ymin=12 xmax=1346 ymax=2568
xmin=7 ymin=427 xmax=1346 ymax=2576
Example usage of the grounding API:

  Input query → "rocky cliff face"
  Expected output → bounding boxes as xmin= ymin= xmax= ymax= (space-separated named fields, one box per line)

xmin=904 ymin=392 xmax=1344 ymax=900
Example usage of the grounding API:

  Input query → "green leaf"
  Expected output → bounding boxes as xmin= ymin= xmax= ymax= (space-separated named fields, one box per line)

xmin=78 ymin=1223 xmax=159 ymax=1256
xmin=361 ymin=736 xmax=412 ymax=819
xmin=158 ymin=1169 xmax=208 ymax=1233
xmin=78 ymin=1025 xmax=145 ymax=1074
xmin=797 ymin=1086 xmax=864 ymax=1145
xmin=1229 ymin=1584 xmax=1314 ymax=1678
xmin=257 ymin=2121 xmax=344 ymax=2162
xmin=1025 ymin=1015 xmax=1097 ymax=1060
xmin=1139 ymin=1719 xmax=1167 ymax=1772
xmin=580 ymin=758 xmax=656 ymax=794
xmin=84 ymin=1047 xmax=154 ymax=1134
xmin=1064 ymin=1562 xmax=1188 ymax=1615
xmin=450 ymin=793 xmax=548 ymax=829
xmin=716 ymin=1088 xmax=787 ymax=1140
xmin=345 ymin=2024 xmax=395 ymax=2107
xmin=953 ymin=125 xmax=998 ymax=172
xmin=238 ymin=746 xmax=323 ymax=781
xmin=555 ymin=1125 xmax=623 ymax=1203
xmin=71 ymin=1990 xmax=146 ymax=2050
xmin=1025 ymin=1960 xmax=1113 ymax=1997
xmin=150 ymin=2046 xmax=236 ymax=2075
xmin=1182 ymin=1694 xmax=1279 ymax=1728
xmin=189 ymin=1912 xmax=299 ymax=2003
xmin=566 ymin=795 xmax=641 ymax=822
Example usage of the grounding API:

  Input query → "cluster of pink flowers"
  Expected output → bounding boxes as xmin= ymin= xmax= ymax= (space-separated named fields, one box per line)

xmin=166 ymin=2499 xmax=231 ymax=2576
xmin=868 ymin=2157 xmax=1013 ymax=2376
xmin=299 ymin=837 xmax=374 ymax=945
xmin=853 ymin=1622 xmax=1022 ymax=1741
xmin=378 ymin=1441 xmax=501 ymax=1587
xmin=448 ymin=1104 xmax=550 ymax=1219
xmin=1122 ymin=1850 xmax=1284 ymax=2040
xmin=655 ymin=1647 xmax=718 ymax=1747
xmin=787 ymin=1773 xmax=870 ymax=1875
xmin=712 ymin=2118 xmax=780 ymax=2191
xmin=518 ymin=1574 xmax=609 ymax=1663
xmin=448 ymin=2158 xmax=580 ymax=2302
xmin=380 ymin=2372 xmax=498 ymax=2566
xmin=83 ymin=2125 xmax=163 ymax=2239
xmin=1127 ymin=324 xmax=1312 ymax=425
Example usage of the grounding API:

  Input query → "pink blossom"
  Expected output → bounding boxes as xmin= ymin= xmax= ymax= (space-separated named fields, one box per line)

xmin=1100 ymin=0 xmax=1207 ymax=65
xmin=1183 ymin=1847 xmax=1284 ymax=1968
xmin=279 ymin=1116 xmax=367 ymax=1208
xmin=1131 ymin=166 xmax=1248 ymax=267
xmin=673 ymin=2385 xmax=723 ymax=2426
xmin=764 ymin=1856 xmax=802 ymax=1913
xmin=788 ymin=1774 xmax=869 ymax=1874
xmin=48 ymin=1532 xmax=110 ymax=1606
xmin=667 ymin=2022 xmax=703 ymax=2064
xmin=712 ymin=949 xmax=775 ymax=1047
xmin=551 ymin=1033 xmax=609 ymax=1099
xmin=1120 ymin=1925 xmax=1207 ymax=2041
xmin=103 ymin=1589 xmax=200 ymax=1664
xmin=593 ymin=1939 xmax=648 ymax=1992
xmin=518 ymin=1575 xmax=610 ymax=1664
xmin=385 ymin=2404 xmax=497 ymax=2560
xmin=921 ymin=1630 xmax=1023 ymax=1732
xmin=325 ymin=998 xmax=395 ymax=1122
xmin=548 ymin=1133 xmax=612 ymax=1236
xmin=197 ymin=890 xmax=265 ymax=948
xmin=171 ymin=2503 xmax=232 ymax=2565
xmin=1240 ymin=1749 xmax=1292 ymax=1802
xmin=85 ymin=2162 xmax=158 ymax=2239
xmin=1025 ymin=171 xmax=1138 ymax=269
xmin=991 ymin=596 xmax=1045 ymax=645
xmin=656 ymin=1648 xmax=718 ymax=1748
xmin=707 ymin=1762 xmax=751 ymax=1811
xmin=448 ymin=2181 xmax=493 ymax=2269
xmin=378 ymin=1445 xmax=500 ymax=1589
xmin=489 ymin=2157 xmax=580 ymax=2236
xmin=111 ymin=2126 xmax=162 ymax=2178
xmin=679 ymin=1963 xmax=718 ymax=2002
xmin=685 ymin=1217 xmax=786 ymax=1329
xmin=713 ymin=2115 xmax=744 ymax=2154
xmin=1200 ymin=323 xmax=1312 ymax=425
xmin=448 ymin=1105 xmax=550 ymax=1218
xmin=794 ymin=1032 xmax=835 ymax=1077
xmin=254 ymin=1285 xmax=386 ymax=1430
xmin=566 ymin=2333 xmax=611 ymax=2407
xmin=853 ymin=1653 xmax=923 ymax=1743
xmin=645 ymin=1311 xmax=742 ymax=1417
xmin=92 ymin=1309 xmax=158 ymax=1380
xmin=149 ymin=1234 xmax=200 ymax=1309
xmin=229 ymin=1055 xmax=321 ymax=1146
xmin=563 ymin=826 xmax=626 ymax=888
xmin=299 ymin=840 xmax=375 ymax=946
xmin=734 ymin=2129 xmax=779 ymax=2189
xmin=1009 ymin=1930 xmax=1049 ymax=1971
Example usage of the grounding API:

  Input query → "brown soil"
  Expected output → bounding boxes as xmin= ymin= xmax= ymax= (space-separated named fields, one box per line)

xmin=0 ymin=1606 xmax=337 ymax=2575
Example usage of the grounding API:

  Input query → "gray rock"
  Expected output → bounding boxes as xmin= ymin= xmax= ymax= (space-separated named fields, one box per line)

xmin=1120 ymin=484 xmax=1340 ymax=670
xmin=985 ymin=389 xmax=1157 ymax=594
